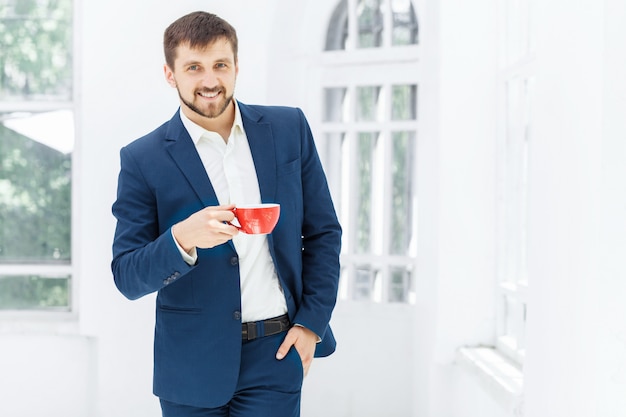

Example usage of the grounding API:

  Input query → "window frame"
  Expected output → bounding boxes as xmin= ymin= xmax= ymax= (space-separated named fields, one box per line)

xmin=319 ymin=0 xmax=419 ymax=304
xmin=495 ymin=0 xmax=534 ymax=364
xmin=0 ymin=0 xmax=78 ymax=320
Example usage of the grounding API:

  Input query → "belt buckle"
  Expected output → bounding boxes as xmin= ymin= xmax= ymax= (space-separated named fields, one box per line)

xmin=245 ymin=321 xmax=258 ymax=341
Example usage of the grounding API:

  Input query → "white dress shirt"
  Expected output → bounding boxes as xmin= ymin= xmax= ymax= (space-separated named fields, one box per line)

xmin=173 ymin=102 xmax=288 ymax=323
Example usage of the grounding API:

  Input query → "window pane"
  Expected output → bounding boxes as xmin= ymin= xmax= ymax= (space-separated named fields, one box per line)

xmin=324 ymin=87 xmax=348 ymax=122
xmin=389 ymin=266 xmax=412 ymax=302
xmin=0 ymin=111 xmax=73 ymax=262
xmin=502 ymin=76 xmax=532 ymax=284
xmin=325 ymin=0 xmax=349 ymax=51
xmin=356 ymin=86 xmax=381 ymax=121
xmin=391 ymin=131 xmax=416 ymax=255
xmin=502 ymin=294 xmax=526 ymax=351
xmin=392 ymin=84 xmax=417 ymax=120
xmin=355 ymin=132 xmax=377 ymax=254
xmin=354 ymin=265 xmax=375 ymax=300
xmin=0 ymin=275 xmax=70 ymax=310
xmin=357 ymin=0 xmax=383 ymax=48
xmin=0 ymin=0 xmax=73 ymax=100
xmin=391 ymin=0 xmax=418 ymax=45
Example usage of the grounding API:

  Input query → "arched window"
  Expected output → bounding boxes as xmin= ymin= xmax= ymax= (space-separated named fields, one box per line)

xmin=321 ymin=0 xmax=419 ymax=303
xmin=325 ymin=0 xmax=418 ymax=51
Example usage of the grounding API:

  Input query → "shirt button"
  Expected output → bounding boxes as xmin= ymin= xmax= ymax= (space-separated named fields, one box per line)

xmin=230 ymin=256 xmax=239 ymax=266
xmin=233 ymin=311 xmax=241 ymax=321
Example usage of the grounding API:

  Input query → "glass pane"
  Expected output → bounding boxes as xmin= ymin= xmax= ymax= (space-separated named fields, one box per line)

xmin=503 ymin=76 xmax=532 ymax=284
xmin=0 ymin=0 xmax=73 ymax=100
xmin=392 ymin=84 xmax=417 ymax=120
xmin=356 ymin=86 xmax=381 ymax=121
xmin=357 ymin=0 xmax=383 ymax=48
xmin=325 ymin=0 xmax=349 ymax=51
xmin=392 ymin=0 xmax=418 ymax=45
xmin=324 ymin=87 xmax=348 ymax=122
xmin=0 ymin=111 xmax=73 ymax=262
xmin=0 ymin=275 xmax=70 ymax=310
xmin=355 ymin=132 xmax=377 ymax=254
xmin=353 ymin=265 xmax=375 ymax=300
xmin=390 ymin=131 xmax=416 ymax=255
xmin=503 ymin=294 xmax=525 ymax=349
xmin=389 ymin=266 xmax=411 ymax=302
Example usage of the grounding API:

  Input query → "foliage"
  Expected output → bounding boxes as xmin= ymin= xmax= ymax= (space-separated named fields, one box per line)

xmin=0 ymin=0 xmax=72 ymax=309
xmin=0 ymin=0 xmax=73 ymax=99
xmin=0 ymin=124 xmax=71 ymax=262
xmin=0 ymin=275 xmax=69 ymax=309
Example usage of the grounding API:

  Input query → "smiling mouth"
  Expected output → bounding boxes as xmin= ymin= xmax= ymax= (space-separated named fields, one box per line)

xmin=198 ymin=90 xmax=221 ymax=99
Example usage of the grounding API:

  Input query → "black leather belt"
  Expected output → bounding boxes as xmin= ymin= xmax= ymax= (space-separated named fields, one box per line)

xmin=242 ymin=314 xmax=291 ymax=341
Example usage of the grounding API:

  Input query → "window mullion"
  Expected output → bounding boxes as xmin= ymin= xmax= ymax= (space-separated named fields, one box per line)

xmin=347 ymin=0 xmax=359 ymax=50
xmin=382 ymin=0 xmax=394 ymax=48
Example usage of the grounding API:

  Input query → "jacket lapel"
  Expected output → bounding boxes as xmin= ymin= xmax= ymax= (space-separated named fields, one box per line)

xmin=162 ymin=104 xmax=278 ymax=206
xmin=239 ymin=102 xmax=277 ymax=203
xmin=164 ymin=111 xmax=220 ymax=207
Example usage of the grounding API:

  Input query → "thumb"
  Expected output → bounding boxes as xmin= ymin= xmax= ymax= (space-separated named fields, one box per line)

xmin=276 ymin=331 xmax=296 ymax=360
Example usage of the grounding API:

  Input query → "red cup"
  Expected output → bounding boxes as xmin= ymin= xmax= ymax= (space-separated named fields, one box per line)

xmin=232 ymin=203 xmax=280 ymax=234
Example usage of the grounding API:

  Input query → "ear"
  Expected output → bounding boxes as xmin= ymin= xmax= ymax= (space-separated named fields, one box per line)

xmin=164 ymin=64 xmax=176 ymax=88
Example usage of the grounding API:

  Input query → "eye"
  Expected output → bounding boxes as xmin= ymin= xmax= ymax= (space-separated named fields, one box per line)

xmin=215 ymin=63 xmax=228 ymax=69
xmin=188 ymin=64 xmax=200 ymax=71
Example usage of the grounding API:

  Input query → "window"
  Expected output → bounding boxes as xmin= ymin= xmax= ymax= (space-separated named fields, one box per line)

xmin=0 ymin=0 xmax=74 ymax=312
xmin=322 ymin=0 xmax=418 ymax=303
xmin=495 ymin=0 xmax=533 ymax=363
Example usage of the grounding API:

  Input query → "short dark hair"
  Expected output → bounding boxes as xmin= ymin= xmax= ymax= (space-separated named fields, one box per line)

xmin=163 ymin=11 xmax=238 ymax=69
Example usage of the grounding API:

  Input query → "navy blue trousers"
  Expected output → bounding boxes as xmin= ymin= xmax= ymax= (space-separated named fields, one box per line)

xmin=160 ymin=331 xmax=304 ymax=417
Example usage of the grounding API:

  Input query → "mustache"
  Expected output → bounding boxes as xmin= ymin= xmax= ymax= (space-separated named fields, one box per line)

xmin=196 ymin=87 xmax=224 ymax=94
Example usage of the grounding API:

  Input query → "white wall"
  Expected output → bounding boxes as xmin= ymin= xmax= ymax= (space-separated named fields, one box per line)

xmin=413 ymin=0 xmax=503 ymax=415
xmin=522 ymin=0 xmax=602 ymax=415
xmin=598 ymin=0 xmax=626 ymax=415
xmin=0 ymin=333 xmax=96 ymax=417
xmin=524 ymin=0 xmax=626 ymax=416
xmin=412 ymin=0 xmax=626 ymax=416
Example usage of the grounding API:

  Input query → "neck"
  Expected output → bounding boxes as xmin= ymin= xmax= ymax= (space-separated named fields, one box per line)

xmin=182 ymin=99 xmax=235 ymax=142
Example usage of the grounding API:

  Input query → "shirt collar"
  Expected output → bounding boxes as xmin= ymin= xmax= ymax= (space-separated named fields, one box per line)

xmin=178 ymin=99 xmax=244 ymax=145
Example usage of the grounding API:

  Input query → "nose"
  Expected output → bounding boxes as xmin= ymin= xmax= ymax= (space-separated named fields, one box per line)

xmin=202 ymin=69 xmax=219 ymax=89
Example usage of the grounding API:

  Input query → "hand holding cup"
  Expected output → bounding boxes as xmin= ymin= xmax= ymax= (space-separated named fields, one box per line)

xmin=231 ymin=203 xmax=280 ymax=234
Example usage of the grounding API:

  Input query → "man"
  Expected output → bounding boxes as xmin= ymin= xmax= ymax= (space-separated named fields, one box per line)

xmin=111 ymin=11 xmax=342 ymax=417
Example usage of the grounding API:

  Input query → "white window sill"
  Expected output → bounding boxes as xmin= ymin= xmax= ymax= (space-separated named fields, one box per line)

xmin=456 ymin=346 xmax=524 ymax=416
xmin=0 ymin=311 xmax=78 ymax=335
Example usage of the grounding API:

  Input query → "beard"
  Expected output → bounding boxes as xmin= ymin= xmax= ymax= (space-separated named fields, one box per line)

xmin=178 ymin=86 xmax=234 ymax=119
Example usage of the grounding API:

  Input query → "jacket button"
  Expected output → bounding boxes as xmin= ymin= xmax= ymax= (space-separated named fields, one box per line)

xmin=233 ymin=311 xmax=241 ymax=321
xmin=230 ymin=256 xmax=239 ymax=266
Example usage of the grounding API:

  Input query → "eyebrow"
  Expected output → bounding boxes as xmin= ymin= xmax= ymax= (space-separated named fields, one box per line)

xmin=181 ymin=56 xmax=234 ymax=67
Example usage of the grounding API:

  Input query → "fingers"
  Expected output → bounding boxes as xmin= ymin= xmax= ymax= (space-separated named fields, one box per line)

xmin=172 ymin=204 xmax=240 ymax=250
xmin=275 ymin=329 xmax=296 ymax=360
xmin=276 ymin=326 xmax=317 ymax=377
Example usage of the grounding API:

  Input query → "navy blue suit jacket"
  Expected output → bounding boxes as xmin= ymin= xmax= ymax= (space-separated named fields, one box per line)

xmin=111 ymin=102 xmax=342 ymax=407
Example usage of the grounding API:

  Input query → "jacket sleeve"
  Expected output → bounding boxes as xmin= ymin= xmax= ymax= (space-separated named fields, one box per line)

xmin=111 ymin=146 xmax=193 ymax=300
xmin=291 ymin=108 xmax=342 ymax=340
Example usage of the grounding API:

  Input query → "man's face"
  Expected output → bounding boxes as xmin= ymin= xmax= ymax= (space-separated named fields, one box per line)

xmin=164 ymin=39 xmax=238 ymax=121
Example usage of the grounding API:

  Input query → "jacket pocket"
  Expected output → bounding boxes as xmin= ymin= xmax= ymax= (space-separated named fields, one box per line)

xmin=157 ymin=305 xmax=202 ymax=315
xmin=277 ymin=158 xmax=300 ymax=176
